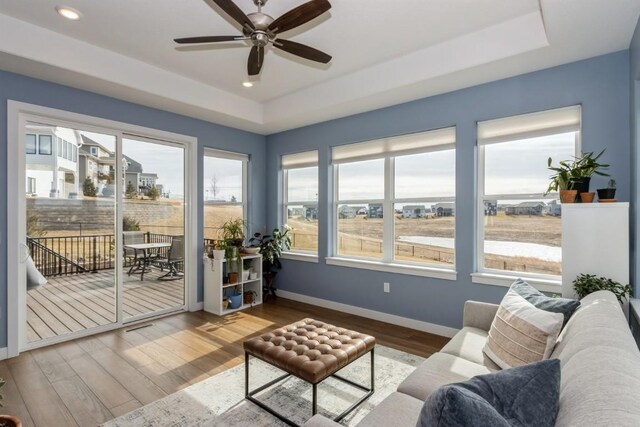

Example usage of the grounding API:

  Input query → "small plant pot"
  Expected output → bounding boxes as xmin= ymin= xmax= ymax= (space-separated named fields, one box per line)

xmin=228 ymin=272 xmax=239 ymax=284
xmin=560 ymin=189 xmax=578 ymax=203
xmin=0 ymin=415 xmax=23 ymax=427
xmin=597 ymin=188 xmax=616 ymax=200
xmin=243 ymin=291 xmax=255 ymax=304
xmin=580 ymin=192 xmax=595 ymax=203
xmin=242 ymin=270 xmax=250 ymax=282
xmin=229 ymin=293 xmax=242 ymax=309
xmin=222 ymin=298 xmax=230 ymax=310
xmin=212 ymin=249 xmax=225 ymax=260
xmin=573 ymin=177 xmax=591 ymax=195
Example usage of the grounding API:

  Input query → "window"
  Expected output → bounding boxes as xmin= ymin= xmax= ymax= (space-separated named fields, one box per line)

xmin=38 ymin=135 xmax=52 ymax=155
xmin=26 ymin=134 xmax=36 ymax=154
xmin=282 ymin=151 xmax=319 ymax=253
xmin=203 ymin=149 xmax=248 ymax=241
xmin=66 ymin=141 xmax=72 ymax=160
xmin=63 ymin=140 xmax=68 ymax=159
xmin=333 ymin=127 xmax=456 ymax=267
xmin=90 ymin=146 xmax=98 ymax=156
xmin=477 ymin=106 xmax=580 ymax=279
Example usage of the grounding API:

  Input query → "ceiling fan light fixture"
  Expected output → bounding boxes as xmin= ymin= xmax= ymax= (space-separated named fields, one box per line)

xmin=56 ymin=6 xmax=81 ymax=20
xmin=242 ymin=81 xmax=254 ymax=88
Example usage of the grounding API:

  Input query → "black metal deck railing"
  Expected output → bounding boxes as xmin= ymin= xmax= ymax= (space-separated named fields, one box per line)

xmin=28 ymin=232 xmax=184 ymax=277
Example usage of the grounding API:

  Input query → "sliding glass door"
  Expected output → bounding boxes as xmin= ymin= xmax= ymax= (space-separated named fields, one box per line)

xmin=24 ymin=122 xmax=119 ymax=344
xmin=122 ymin=137 xmax=186 ymax=321
xmin=20 ymin=116 xmax=189 ymax=349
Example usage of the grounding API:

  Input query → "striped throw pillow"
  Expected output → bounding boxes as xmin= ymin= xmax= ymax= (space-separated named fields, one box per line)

xmin=483 ymin=289 xmax=564 ymax=369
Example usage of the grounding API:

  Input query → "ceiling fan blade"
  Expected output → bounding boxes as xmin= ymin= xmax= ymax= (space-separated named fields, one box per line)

xmin=248 ymin=46 xmax=264 ymax=75
xmin=268 ymin=0 xmax=331 ymax=35
xmin=174 ymin=35 xmax=244 ymax=44
xmin=211 ymin=0 xmax=255 ymax=31
xmin=273 ymin=39 xmax=331 ymax=64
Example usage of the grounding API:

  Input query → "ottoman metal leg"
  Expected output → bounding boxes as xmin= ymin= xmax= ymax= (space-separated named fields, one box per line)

xmin=245 ymin=348 xmax=375 ymax=426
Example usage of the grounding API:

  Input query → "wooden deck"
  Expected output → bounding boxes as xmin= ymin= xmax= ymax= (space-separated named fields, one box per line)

xmin=27 ymin=270 xmax=184 ymax=343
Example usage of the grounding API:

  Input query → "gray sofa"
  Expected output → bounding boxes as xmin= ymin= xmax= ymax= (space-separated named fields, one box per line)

xmin=305 ymin=290 xmax=640 ymax=426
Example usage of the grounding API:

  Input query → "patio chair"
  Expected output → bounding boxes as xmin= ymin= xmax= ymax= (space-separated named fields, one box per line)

xmin=156 ymin=236 xmax=184 ymax=280
xmin=123 ymin=231 xmax=145 ymax=275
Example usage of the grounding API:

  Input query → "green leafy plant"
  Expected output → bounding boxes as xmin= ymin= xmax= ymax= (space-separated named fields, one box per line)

xmin=82 ymin=177 xmax=97 ymax=197
xmin=249 ymin=225 xmax=292 ymax=272
xmin=572 ymin=273 xmax=631 ymax=303
xmin=123 ymin=215 xmax=140 ymax=231
xmin=225 ymin=245 xmax=242 ymax=274
xmin=221 ymin=218 xmax=246 ymax=247
xmin=607 ymin=178 xmax=616 ymax=188
xmin=146 ymin=185 xmax=160 ymax=200
xmin=572 ymin=150 xmax=609 ymax=179
xmin=546 ymin=150 xmax=609 ymax=195
xmin=125 ymin=181 xmax=137 ymax=198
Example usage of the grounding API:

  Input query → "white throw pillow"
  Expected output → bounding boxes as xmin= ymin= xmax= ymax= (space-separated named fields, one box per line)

xmin=483 ymin=288 xmax=563 ymax=369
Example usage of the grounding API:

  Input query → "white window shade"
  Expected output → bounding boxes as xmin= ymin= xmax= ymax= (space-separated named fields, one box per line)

xmin=478 ymin=105 xmax=581 ymax=145
xmin=332 ymin=127 xmax=456 ymax=164
xmin=282 ymin=150 xmax=318 ymax=169
xmin=204 ymin=148 xmax=248 ymax=162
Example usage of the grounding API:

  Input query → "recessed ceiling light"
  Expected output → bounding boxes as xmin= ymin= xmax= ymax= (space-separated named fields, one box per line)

xmin=242 ymin=82 xmax=254 ymax=88
xmin=56 ymin=6 xmax=81 ymax=20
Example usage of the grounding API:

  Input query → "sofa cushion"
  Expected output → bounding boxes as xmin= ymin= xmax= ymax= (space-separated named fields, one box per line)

xmin=417 ymin=359 xmax=560 ymax=427
xmin=440 ymin=327 xmax=499 ymax=370
xmin=511 ymin=278 xmax=580 ymax=326
xmin=484 ymin=288 xmax=563 ymax=369
xmin=397 ymin=352 xmax=492 ymax=401
xmin=356 ymin=392 xmax=423 ymax=427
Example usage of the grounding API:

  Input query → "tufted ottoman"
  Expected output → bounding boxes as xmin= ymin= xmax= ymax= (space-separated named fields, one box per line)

xmin=243 ymin=318 xmax=376 ymax=426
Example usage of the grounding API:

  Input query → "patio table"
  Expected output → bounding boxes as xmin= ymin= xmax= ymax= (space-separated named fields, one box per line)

xmin=124 ymin=242 xmax=171 ymax=280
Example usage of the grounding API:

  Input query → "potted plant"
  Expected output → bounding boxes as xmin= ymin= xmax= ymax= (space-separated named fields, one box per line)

xmin=0 ymin=378 xmax=23 ymax=427
xmin=211 ymin=240 xmax=226 ymax=260
xmin=221 ymin=218 xmax=246 ymax=248
xmin=228 ymin=287 xmax=242 ymax=309
xmin=572 ymin=273 xmax=631 ymax=303
xmin=243 ymin=290 xmax=258 ymax=305
xmin=225 ymin=244 xmax=241 ymax=283
xmin=242 ymin=259 xmax=252 ymax=282
xmin=249 ymin=225 xmax=292 ymax=299
xmin=571 ymin=150 xmax=609 ymax=196
xmin=545 ymin=158 xmax=577 ymax=203
xmin=597 ymin=178 xmax=617 ymax=201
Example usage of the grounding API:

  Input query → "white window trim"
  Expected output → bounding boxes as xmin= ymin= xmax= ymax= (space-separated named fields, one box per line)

xmin=475 ymin=113 xmax=581 ymax=287
xmin=282 ymin=151 xmax=319 ymax=256
xmin=203 ymin=147 xmax=248 ymax=237
xmin=332 ymin=133 xmax=456 ymax=272
xmin=326 ymin=256 xmax=457 ymax=280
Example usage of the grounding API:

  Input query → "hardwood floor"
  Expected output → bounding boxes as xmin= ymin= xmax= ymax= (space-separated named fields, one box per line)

xmin=1 ymin=297 xmax=450 ymax=427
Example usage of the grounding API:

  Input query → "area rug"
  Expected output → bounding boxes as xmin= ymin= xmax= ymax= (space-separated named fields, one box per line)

xmin=103 ymin=345 xmax=425 ymax=426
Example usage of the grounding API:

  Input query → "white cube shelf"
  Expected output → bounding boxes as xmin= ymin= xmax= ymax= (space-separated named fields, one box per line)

xmin=203 ymin=254 xmax=262 ymax=315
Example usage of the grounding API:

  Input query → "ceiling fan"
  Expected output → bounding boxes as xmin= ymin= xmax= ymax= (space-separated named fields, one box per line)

xmin=174 ymin=0 xmax=332 ymax=76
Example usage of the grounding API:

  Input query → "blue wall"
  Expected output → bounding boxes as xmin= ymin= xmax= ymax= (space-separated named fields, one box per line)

xmin=266 ymin=51 xmax=631 ymax=330
xmin=0 ymin=70 xmax=267 ymax=348
xmin=630 ymin=18 xmax=640 ymax=293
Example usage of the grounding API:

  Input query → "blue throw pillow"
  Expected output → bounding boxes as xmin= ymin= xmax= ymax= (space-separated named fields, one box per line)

xmin=417 ymin=359 xmax=561 ymax=427
xmin=511 ymin=278 xmax=580 ymax=325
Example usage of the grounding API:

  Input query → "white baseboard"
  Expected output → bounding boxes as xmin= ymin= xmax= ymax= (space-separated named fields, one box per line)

xmin=277 ymin=290 xmax=459 ymax=338
xmin=0 ymin=347 xmax=8 ymax=361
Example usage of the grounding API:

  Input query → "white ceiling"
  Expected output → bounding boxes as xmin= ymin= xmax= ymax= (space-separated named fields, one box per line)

xmin=0 ymin=0 xmax=638 ymax=134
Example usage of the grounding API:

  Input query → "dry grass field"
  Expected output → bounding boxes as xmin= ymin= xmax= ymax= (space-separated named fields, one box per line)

xmin=289 ymin=212 xmax=561 ymax=275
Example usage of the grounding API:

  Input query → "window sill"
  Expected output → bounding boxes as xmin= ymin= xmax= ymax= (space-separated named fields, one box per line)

xmin=471 ymin=272 xmax=561 ymax=293
xmin=325 ymin=257 xmax=457 ymax=280
xmin=281 ymin=252 xmax=319 ymax=263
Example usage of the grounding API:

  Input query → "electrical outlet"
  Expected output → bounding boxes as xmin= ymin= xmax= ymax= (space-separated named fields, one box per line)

xmin=384 ymin=282 xmax=390 ymax=293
